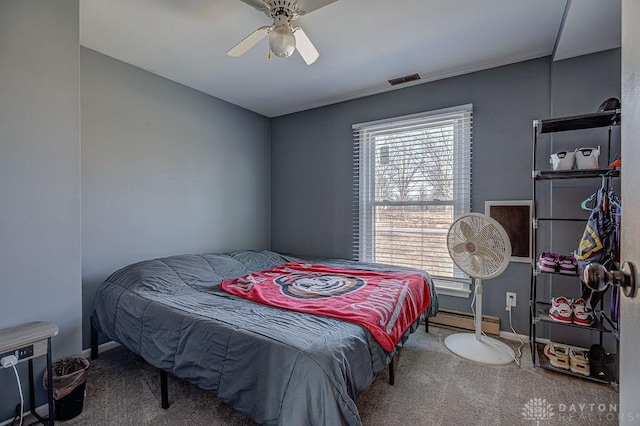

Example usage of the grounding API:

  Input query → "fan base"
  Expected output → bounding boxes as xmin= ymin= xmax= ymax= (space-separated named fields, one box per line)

xmin=444 ymin=333 xmax=514 ymax=365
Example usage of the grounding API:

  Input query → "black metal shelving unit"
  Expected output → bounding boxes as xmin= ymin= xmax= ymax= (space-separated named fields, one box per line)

xmin=535 ymin=110 xmax=619 ymax=134
xmin=534 ymin=168 xmax=620 ymax=180
xmin=529 ymin=110 xmax=621 ymax=387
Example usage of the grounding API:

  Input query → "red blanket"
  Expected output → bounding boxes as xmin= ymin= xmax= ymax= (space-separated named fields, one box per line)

xmin=220 ymin=262 xmax=431 ymax=352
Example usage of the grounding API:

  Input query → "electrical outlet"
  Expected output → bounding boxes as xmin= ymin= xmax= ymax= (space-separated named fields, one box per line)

xmin=0 ymin=344 xmax=33 ymax=363
xmin=506 ymin=292 xmax=517 ymax=311
xmin=15 ymin=345 xmax=33 ymax=360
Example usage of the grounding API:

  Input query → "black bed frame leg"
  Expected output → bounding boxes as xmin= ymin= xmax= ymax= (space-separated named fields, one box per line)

xmin=425 ymin=317 xmax=429 ymax=333
xmin=160 ymin=370 xmax=169 ymax=409
xmin=90 ymin=317 xmax=99 ymax=360
xmin=388 ymin=358 xmax=395 ymax=386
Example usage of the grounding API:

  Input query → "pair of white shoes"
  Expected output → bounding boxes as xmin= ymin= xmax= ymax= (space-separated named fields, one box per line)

xmin=550 ymin=146 xmax=600 ymax=170
xmin=548 ymin=297 xmax=594 ymax=326
xmin=544 ymin=343 xmax=590 ymax=376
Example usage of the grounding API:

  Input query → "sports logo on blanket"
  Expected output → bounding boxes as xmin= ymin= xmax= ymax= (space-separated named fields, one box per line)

xmin=274 ymin=273 xmax=365 ymax=299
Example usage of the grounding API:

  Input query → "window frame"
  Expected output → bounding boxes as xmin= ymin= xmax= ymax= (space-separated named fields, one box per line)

xmin=353 ymin=104 xmax=473 ymax=297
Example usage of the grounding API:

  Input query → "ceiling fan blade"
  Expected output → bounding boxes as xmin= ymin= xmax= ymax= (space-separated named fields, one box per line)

xmin=238 ymin=0 xmax=270 ymax=13
xmin=227 ymin=26 xmax=271 ymax=57
xmin=296 ymin=0 xmax=338 ymax=15
xmin=293 ymin=28 xmax=319 ymax=65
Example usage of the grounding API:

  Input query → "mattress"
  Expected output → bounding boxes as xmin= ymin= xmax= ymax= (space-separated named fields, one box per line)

xmin=91 ymin=250 xmax=438 ymax=425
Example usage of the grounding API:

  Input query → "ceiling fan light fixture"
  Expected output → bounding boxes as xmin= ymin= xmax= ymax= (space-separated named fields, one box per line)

xmin=269 ymin=25 xmax=296 ymax=58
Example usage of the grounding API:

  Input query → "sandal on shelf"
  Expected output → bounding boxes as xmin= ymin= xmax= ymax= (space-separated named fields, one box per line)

xmin=544 ymin=343 xmax=570 ymax=370
xmin=569 ymin=348 xmax=590 ymax=376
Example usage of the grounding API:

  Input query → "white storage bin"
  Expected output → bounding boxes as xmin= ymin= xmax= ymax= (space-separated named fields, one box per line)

xmin=550 ymin=151 xmax=575 ymax=170
xmin=575 ymin=147 xmax=600 ymax=170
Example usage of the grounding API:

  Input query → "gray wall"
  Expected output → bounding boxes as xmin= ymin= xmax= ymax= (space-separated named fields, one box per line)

xmin=542 ymin=48 xmax=621 ymax=349
xmin=271 ymin=50 xmax=622 ymax=336
xmin=271 ymin=57 xmax=551 ymax=335
xmin=0 ymin=0 xmax=81 ymax=420
xmin=0 ymin=5 xmax=620 ymax=419
xmin=81 ymin=48 xmax=271 ymax=348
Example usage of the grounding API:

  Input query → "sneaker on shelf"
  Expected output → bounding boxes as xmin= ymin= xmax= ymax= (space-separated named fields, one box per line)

xmin=588 ymin=344 xmax=609 ymax=380
xmin=558 ymin=254 xmax=577 ymax=275
xmin=572 ymin=298 xmax=595 ymax=326
xmin=604 ymin=353 xmax=618 ymax=381
xmin=537 ymin=252 xmax=559 ymax=273
xmin=549 ymin=296 xmax=573 ymax=323
xmin=544 ymin=343 xmax=570 ymax=370
xmin=569 ymin=347 xmax=590 ymax=376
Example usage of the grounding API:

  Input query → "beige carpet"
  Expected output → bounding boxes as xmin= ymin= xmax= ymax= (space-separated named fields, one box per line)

xmin=55 ymin=327 xmax=617 ymax=425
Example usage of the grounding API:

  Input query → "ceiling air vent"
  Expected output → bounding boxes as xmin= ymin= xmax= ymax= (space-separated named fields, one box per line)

xmin=388 ymin=73 xmax=421 ymax=86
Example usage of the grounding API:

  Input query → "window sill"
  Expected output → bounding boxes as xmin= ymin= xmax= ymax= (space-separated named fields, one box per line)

xmin=433 ymin=278 xmax=471 ymax=298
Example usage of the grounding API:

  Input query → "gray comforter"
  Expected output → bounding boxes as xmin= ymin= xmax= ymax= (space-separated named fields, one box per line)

xmin=91 ymin=250 xmax=438 ymax=425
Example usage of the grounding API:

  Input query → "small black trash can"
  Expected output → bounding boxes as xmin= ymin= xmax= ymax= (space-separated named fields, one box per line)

xmin=43 ymin=356 xmax=90 ymax=421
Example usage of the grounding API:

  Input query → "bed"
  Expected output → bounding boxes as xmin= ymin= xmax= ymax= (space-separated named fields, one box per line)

xmin=90 ymin=250 xmax=439 ymax=425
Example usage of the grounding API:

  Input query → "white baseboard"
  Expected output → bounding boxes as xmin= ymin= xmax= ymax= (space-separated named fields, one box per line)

xmin=499 ymin=330 xmax=528 ymax=342
xmin=80 ymin=340 xmax=121 ymax=359
xmin=499 ymin=330 xmax=550 ymax=346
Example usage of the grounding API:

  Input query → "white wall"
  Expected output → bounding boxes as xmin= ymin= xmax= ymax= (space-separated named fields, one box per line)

xmin=620 ymin=0 xmax=640 ymax=418
xmin=0 ymin=0 xmax=81 ymax=419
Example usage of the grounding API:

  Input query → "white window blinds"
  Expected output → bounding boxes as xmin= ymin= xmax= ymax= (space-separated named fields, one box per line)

xmin=353 ymin=104 xmax=473 ymax=293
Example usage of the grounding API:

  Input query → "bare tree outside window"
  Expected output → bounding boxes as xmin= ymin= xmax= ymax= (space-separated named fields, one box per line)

xmin=371 ymin=126 xmax=456 ymax=275
xmin=374 ymin=126 xmax=454 ymax=202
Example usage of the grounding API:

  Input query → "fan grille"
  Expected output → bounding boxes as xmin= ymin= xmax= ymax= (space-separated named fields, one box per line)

xmin=447 ymin=213 xmax=512 ymax=279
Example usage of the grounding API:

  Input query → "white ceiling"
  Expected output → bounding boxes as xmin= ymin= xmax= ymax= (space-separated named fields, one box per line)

xmin=553 ymin=0 xmax=621 ymax=61
xmin=80 ymin=0 xmax=621 ymax=118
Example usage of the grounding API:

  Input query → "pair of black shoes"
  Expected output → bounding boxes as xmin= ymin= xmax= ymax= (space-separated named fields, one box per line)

xmin=588 ymin=344 xmax=617 ymax=381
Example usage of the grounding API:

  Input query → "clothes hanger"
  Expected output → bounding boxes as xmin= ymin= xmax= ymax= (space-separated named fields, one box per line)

xmin=580 ymin=175 xmax=608 ymax=212
xmin=608 ymin=190 xmax=622 ymax=216
xmin=580 ymin=193 xmax=597 ymax=211
xmin=601 ymin=172 xmax=622 ymax=216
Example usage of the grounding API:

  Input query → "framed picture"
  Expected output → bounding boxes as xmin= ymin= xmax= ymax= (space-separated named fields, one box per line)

xmin=484 ymin=200 xmax=533 ymax=263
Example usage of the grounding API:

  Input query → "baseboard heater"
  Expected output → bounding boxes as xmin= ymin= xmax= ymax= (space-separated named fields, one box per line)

xmin=430 ymin=309 xmax=500 ymax=337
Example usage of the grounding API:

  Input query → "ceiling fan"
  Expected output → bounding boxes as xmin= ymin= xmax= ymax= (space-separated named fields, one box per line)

xmin=227 ymin=0 xmax=337 ymax=65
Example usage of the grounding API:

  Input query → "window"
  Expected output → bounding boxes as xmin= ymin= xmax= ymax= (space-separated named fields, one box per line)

xmin=353 ymin=104 xmax=473 ymax=296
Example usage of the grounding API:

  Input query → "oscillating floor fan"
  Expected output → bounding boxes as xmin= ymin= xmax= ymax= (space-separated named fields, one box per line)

xmin=444 ymin=213 xmax=515 ymax=365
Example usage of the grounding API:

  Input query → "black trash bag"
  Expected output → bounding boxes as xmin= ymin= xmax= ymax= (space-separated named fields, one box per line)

xmin=43 ymin=356 xmax=90 ymax=420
